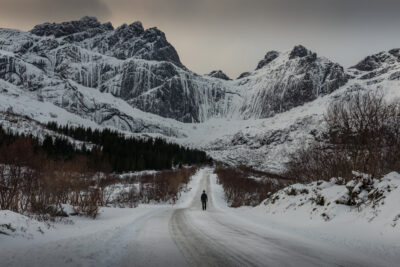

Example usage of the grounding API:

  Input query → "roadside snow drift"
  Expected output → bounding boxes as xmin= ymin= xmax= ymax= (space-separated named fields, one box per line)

xmin=262 ymin=172 xmax=400 ymax=226
xmin=254 ymin=172 xmax=400 ymax=261
xmin=0 ymin=210 xmax=48 ymax=239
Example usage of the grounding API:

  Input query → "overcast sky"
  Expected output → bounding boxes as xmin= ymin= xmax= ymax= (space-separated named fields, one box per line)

xmin=1 ymin=0 xmax=400 ymax=78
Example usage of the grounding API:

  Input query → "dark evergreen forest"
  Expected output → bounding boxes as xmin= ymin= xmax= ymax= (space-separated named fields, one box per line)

xmin=45 ymin=122 xmax=211 ymax=172
xmin=0 ymin=123 xmax=211 ymax=173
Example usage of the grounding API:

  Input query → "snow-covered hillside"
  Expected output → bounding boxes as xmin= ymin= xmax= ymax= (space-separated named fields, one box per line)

xmin=0 ymin=16 xmax=348 ymax=125
xmin=0 ymin=16 xmax=400 ymax=172
xmin=262 ymin=172 xmax=400 ymax=225
xmin=208 ymin=170 xmax=400 ymax=265
xmin=243 ymin=172 xmax=400 ymax=259
xmin=0 ymin=17 xmax=233 ymax=123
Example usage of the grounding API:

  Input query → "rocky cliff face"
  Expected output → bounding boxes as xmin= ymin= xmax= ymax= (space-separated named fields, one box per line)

xmin=351 ymin=49 xmax=400 ymax=81
xmin=236 ymin=45 xmax=349 ymax=119
xmin=1 ymin=17 xmax=399 ymax=172
xmin=0 ymin=17 xmax=350 ymax=126
xmin=30 ymin=16 xmax=182 ymax=67
xmin=0 ymin=17 xmax=234 ymax=124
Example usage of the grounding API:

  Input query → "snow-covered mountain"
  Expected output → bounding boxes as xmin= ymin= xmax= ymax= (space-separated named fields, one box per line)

xmin=0 ymin=16 xmax=232 ymax=124
xmin=0 ymin=16 xmax=399 ymax=172
xmin=0 ymin=16 xmax=347 ymax=123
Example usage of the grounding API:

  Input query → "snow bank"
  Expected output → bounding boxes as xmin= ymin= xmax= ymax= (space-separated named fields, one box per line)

xmin=209 ymin=171 xmax=229 ymax=210
xmin=0 ymin=210 xmax=49 ymax=240
xmin=245 ymin=172 xmax=400 ymax=261
xmin=261 ymin=172 xmax=400 ymax=227
xmin=207 ymin=168 xmax=400 ymax=264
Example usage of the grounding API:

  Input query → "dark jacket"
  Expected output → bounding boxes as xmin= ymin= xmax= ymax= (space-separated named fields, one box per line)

xmin=201 ymin=193 xmax=208 ymax=202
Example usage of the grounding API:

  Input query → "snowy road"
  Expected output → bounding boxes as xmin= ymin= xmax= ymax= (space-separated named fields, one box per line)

xmin=169 ymin=170 xmax=385 ymax=267
xmin=0 ymin=168 xmax=392 ymax=267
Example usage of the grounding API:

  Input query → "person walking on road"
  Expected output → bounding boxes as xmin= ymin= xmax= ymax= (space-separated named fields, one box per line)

xmin=201 ymin=190 xmax=208 ymax=210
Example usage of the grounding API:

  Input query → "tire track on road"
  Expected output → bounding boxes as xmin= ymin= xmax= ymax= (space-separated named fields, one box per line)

xmin=169 ymin=172 xmax=261 ymax=266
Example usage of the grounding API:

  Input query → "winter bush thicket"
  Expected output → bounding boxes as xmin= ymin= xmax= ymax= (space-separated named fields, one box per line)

xmin=214 ymin=164 xmax=291 ymax=207
xmin=109 ymin=166 xmax=198 ymax=206
xmin=0 ymin=157 xmax=199 ymax=218
xmin=0 ymin=126 xmax=202 ymax=219
xmin=0 ymin=141 xmax=109 ymax=219
xmin=286 ymin=91 xmax=400 ymax=181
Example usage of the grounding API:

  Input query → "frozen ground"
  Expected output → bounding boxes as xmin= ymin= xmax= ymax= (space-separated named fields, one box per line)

xmin=0 ymin=168 xmax=397 ymax=267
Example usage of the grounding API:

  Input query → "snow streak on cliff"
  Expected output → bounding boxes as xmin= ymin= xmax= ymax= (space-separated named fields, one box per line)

xmin=0 ymin=17 xmax=399 ymax=172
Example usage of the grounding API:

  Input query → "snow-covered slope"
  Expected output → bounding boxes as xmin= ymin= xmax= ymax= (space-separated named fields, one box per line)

xmin=234 ymin=45 xmax=348 ymax=119
xmin=248 ymin=172 xmax=400 ymax=259
xmin=184 ymin=48 xmax=400 ymax=172
xmin=0 ymin=210 xmax=49 ymax=239
xmin=0 ymin=17 xmax=233 ymax=123
xmin=0 ymin=17 xmax=348 ymax=124
xmin=0 ymin=16 xmax=399 ymax=172
xmin=262 ymin=172 xmax=400 ymax=225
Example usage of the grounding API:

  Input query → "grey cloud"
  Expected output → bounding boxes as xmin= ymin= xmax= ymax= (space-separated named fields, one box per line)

xmin=108 ymin=0 xmax=400 ymax=24
xmin=1 ymin=0 xmax=400 ymax=77
xmin=106 ymin=0 xmax=400 ymax=76
xmin=0 ymin=0 xmax=110 ymax=29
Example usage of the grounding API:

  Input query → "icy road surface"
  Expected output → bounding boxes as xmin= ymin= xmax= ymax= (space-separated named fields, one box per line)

xmin=0 ymin=168 xmax=391 ymax=267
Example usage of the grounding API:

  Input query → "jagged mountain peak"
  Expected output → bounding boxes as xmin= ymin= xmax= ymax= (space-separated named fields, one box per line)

xmin=207 ymin=70 xmax=231 ymax=80
xmin=255 ymin=45 xmax=317 ymax=72
xmin=289 ymin=45 xmax=316 ymax=60
xmin=238 ymin=45 xmax=348 ymax=119
xmin=352 ymin=49 xmax=400 ymax=72
xmin=27 ymin=16 xmax=184 ymax=67
xmin=256 ymin=50 xmax=279 ymax=70
xmin=0 ymin=16 xmax=351 ymax=125
xmin=30 ymin=16 xmax=114 ymax=37
xmin=116 ymin=21 xmax=144 ymax=35
xmin=389 ymin=48 xmax=400 ymax=59
xmin=100 ymin=20 xmax=182 ymax=66
xmin=352 ymin=53 xmax=388 ymax=71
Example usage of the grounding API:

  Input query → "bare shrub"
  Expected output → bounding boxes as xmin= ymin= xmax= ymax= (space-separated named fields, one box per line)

xmin=214 ymin=164 xmax=292 ymax=207
xmin=286 ymin=90 xmax=400 ymax=181
xmin=110 ymin=186 xmax=139 ymax=208
xmin=72 ymin=187 xmax=102 ymax=218
xmin=136 ymin=167 xmax=197 ymax=204
xmin=285 ymin=143 xmax=353 ymax=182
xmin=0 ymin=124 xmax=204 ymax=219
xmin=311 ymin=194 xmax=325 ymax=206
xmin=0 ymin=139 xmax=105 ymax=218
xmin=104 ymin=166 xmax=199 ymax=206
